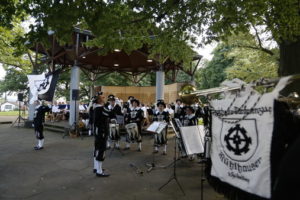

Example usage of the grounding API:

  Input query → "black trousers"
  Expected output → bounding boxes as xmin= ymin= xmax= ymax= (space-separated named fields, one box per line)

xmin=94 ymin=132 xmax=107 ymax=161
xmin=34 ymin=122 xmax=44 ymax=140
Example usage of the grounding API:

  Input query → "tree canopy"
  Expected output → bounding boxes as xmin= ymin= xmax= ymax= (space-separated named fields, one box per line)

xmin=196 ymin=32 xmax=279 ymax=89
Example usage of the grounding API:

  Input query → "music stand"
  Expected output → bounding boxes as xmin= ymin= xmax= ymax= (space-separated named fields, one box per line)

xmin=163 ymin=119 xmax=186 ymax=168
xmin=158 ymin=121 xmax=185 ymax=195
xmin=145 ymin=122 xmax=168 ymax=172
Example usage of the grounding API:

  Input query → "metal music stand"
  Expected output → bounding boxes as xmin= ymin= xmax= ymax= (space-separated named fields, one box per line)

xmin=145 ymin=122 xmax=168 ymax=173
xmin=163 ymin=120 xmax=186 ymax=168
xmin=158 ymin=121 xmax=185 ymax=195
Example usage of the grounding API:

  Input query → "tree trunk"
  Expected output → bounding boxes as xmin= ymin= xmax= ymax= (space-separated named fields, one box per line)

xmin=279 ymin=39 xmax=300 ymax=76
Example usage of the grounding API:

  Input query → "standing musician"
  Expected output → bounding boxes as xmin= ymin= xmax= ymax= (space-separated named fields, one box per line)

xmin=92 ymin=93 xmax=111 ymax=177
xmin=182 ymin=106 xmax=198 ymax=126
xmin=174 ymin=99 xmax=185 ymax=120
xmin=127 ymin=96 xmax=134 ymax=109
xmin=124 ymin=99 xmax=144 ymax=151
xmin=153 ymin=101 xmax=170 ymax=155
xmin=106 ymin=95 xmax=123 ymax=149
xmin=33 ymin=100 xmax=51 ymax=150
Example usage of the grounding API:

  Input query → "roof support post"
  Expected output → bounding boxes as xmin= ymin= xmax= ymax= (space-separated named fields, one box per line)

xmin=155 ymin=65 xmax=165 ymax=102
xmin=69 ymin=33 xmax=80 ymax=126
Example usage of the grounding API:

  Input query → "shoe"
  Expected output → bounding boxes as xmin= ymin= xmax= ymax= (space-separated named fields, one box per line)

xmin=96 ymin=172 xmax=110 ymax=177
xmin=106 ymin=146 xmax=111 ymax=150
xmin=162 ymin=151 xmax=167 ymax=155
xmin=137 ymin=148 xmax=142 ymax=152
xmin=116 ymin=147 xmax=120 ymax=150
xmin=123 ymin=147 xmax=130 ymax=150
xmin=34 ymin=146 xmax=44 ymax=150
xmin=93 ymin=169 xmax=105 ymax=173
xmin=153 ymin=150 xmax=159 ymax=154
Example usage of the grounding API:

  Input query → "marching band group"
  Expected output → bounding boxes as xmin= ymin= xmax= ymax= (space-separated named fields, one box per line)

xmin=32 ymin=92 xmax=204 ymax=177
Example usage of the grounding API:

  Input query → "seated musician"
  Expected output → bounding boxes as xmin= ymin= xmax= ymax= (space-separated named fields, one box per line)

xmin=62 ymin=102 xmax=70 ymax=120
xmin=124 ymin=98 xmax=144 ymax=151
xmin=153 ymin=100 xmax=170 ymax=155
xmin=106 ymin=95 xmax=122 ymax=149
xmin=79 ymin=102 xmax=89 ymax=128
xmin=51 ymin=101 xmax=61 ymax=122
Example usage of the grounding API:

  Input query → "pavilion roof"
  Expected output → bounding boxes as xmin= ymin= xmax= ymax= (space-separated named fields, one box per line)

xmin=32 ymin=27 xmax=201 ymax=74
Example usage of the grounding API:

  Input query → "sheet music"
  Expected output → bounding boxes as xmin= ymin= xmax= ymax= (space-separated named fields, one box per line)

xmin=180 ymin=125 xmax=205 ymax=155
xmin=147 ymin=122 xmax=167 ymax=134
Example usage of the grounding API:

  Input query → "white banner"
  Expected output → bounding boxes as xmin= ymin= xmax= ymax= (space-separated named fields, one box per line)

xmin=210 ymin=77 xmax=290 ymax=198
xmin=27 ymin=73 xmax=54 ymax=104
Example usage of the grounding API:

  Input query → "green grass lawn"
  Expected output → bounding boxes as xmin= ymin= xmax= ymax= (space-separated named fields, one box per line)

xmin=0 ymin=111 xmax=27 ymax=116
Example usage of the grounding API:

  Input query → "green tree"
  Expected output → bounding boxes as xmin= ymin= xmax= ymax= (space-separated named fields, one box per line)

xmin=0 ymin=65 xmax=28 ymax=95
xmin=225 ymin=33 xmax=279 ymax=82
xmin=2 ymin=1 xmax=300 ymax=76
xmin=196 ymin=44 xmax=234 ymax=89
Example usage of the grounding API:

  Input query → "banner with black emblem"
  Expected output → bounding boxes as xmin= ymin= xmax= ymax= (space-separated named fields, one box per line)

xmin=209 ymin=77 xmax=290 ymax=199
xmin=27 ymin=70 xmax=60 ymax=103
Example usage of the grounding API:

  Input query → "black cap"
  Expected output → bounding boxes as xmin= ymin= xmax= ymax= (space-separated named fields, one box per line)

xmin=157 ymin=101 xmax=166 ymax=108
xmin=108 ymin=94 xmax=115 ymax=101
xmin=128 ymin=96 xmax=134 ymax=100
xmin=176 ymin=99 xmax=182 ymax=103
xmin=185 ymin=106 xmax=195 ymax=113
xmin=131 ymin=99 xmax=140 ymax=106
xmin=108 ymin=96 xmax=116 ymax=101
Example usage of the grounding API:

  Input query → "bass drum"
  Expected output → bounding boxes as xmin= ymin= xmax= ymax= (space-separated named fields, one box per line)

xmin=125 ymin=123 xmax=139 ymax=141
xmin=109 ymin=123 xmax=120 ymax=141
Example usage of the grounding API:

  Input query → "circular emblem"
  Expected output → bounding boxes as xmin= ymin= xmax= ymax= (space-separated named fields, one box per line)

xmin=224 ymin=124 xmax=252 ymax=156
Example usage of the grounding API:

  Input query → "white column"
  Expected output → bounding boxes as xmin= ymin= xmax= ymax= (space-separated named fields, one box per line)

xmin=155 ymin=70 xmax=165 ymax=102
xmin=28 ymin=92 xmax=35 ymax=121
xmin=69 ymin=65 xmax=80 ymax=126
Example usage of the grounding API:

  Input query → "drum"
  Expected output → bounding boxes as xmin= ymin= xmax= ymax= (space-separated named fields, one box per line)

xmin=125 ymin=123 xmax=139 ymax=141
xmin=109 ymin=123 xmax=120 ymax=141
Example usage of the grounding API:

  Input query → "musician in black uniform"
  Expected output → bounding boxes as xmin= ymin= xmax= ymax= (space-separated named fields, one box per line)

xmin=124 ymin=99 xmax=144 ymax=151
xmin=93 ymin=94 xmax=111 ymax=177
xmin=182 ymin=106 xmax=198 ymax=126
xmin=174 ymin=99 xmax=185 ymax=120
xmin=106 ymin=95 xmax=123 ymax=149
xmin=33 ymin=100 xmax=51 ymax=150
xmin=153 ymin=101 xmax=170 ymax=155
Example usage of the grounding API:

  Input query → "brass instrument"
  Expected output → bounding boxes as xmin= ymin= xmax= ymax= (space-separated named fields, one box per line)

xmin=178 ymin=75 xmax=300 ymax=107
xmin=178 ymin=84 xmax=240 ymax=105
xmin=178 ymin=84 xmax=199 ymax=105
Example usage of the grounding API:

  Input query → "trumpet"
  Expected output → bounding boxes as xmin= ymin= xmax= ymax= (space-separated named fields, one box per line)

xmin=178 ymin=84 xmax=241 ymax=105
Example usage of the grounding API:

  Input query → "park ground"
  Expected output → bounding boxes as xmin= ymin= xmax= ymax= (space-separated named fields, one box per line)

xmin=0 ymin=116 xmax=225 ymax=200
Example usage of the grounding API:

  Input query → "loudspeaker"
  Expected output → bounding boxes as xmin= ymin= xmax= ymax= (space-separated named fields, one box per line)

xmin=17 ymin=93 xmax=23 ymax=101
xmin=72 ymin=89 xmax=79 ymax=100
